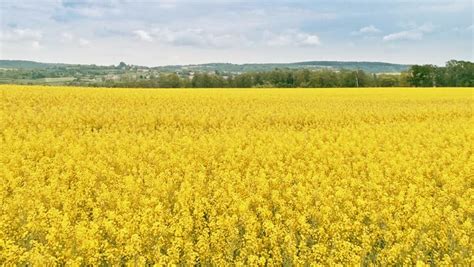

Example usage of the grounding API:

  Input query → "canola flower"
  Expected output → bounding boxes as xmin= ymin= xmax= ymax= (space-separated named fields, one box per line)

xmin=0 ymin=85 xmax=473 ymax=265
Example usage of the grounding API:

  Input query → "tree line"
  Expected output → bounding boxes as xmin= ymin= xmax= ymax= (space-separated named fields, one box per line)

xmin=2 ymin=59 xmax=471 ymax=88
xmin=88 ymin=60 xmax=472 ymax=88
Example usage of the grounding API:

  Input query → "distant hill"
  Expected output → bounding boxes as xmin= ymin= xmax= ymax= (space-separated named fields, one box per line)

xmin=0 ymin=59 xmax=410 ymax=73
xmin=292 ymin=61 xmax=409 ymax=73
xmin=154 ymin=61 xmax=410 ymax=73
xmin=0 ymin=60 xmax=63 ymax=69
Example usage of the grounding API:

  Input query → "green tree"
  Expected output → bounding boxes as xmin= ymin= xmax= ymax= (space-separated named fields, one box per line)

xmin=159 ymin=73 xmax=181 ymax=88
xmin=445 ymin=60 xmax=474 ymax=86
xmin=376 ymin=74 xmax=400 ymax=87
xmin=408 ymin=65 xmax=437 ymax=87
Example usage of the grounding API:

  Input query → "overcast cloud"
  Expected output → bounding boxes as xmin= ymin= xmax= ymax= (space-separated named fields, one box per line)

xmin=0 ymin=0 xmax=472 ymax=66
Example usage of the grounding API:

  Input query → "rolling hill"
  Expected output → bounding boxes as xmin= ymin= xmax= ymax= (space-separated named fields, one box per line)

xmin=0 ymin=60 xmax=410 ymax=73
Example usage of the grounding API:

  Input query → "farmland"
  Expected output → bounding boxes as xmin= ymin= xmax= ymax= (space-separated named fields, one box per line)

xmin=1 ymin=85 xmax=473 ymax=265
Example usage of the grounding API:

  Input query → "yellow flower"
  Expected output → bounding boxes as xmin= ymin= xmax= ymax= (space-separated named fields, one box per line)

xmin=0 ymin=85 xmax=472 ymax=265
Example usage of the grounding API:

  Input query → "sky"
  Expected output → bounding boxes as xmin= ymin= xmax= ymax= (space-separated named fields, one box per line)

xmin=0 ymin=0 xmax=472 ymax=66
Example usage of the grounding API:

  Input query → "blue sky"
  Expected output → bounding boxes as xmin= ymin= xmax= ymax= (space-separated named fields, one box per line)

xmin=0 ymin=0 xmax=472 ymax=66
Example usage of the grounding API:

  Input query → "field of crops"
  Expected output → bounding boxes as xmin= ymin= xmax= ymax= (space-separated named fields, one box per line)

xmin=1 ymin=85 xmax=473 ymax=265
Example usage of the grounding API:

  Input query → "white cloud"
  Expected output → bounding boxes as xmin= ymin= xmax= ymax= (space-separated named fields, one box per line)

xmin=360 ymin=25 xmax=381 ymax=34
xmin=61 ymin=32 xmax=74 ymax=42
xmin=299 ymin=34 xmax=321 ymax=46
xmin=31 ymin=41 xmax=41 ymax=49
xmin=352 ymin=25 xmax=381 ymax=36
xmin=207 ymin=33 xmax=244 ymax=48
xmin=74 ymin=7 xmax=104 ymax=18
xmin=1 ymin=1 xmax=471 ymax=65
xmin=60 ymin=32 xmax=90 ymax=46
xmin=383 ymin=23 xmax=434 ymax=42
xmin=133 ymin=30 xmax=153 ymax=42
xmin=0 ymin=28 xmax=42 ymax=41
xmin=148 ymin=27 xmax=250 ymax=48
xmin=0 ymin=28 xmax=43 ymax=49
xmin=264 ymin=32 xmax=292 ymax=46
xmin=264 ymin=30 xmax=321 ymax=47
xmin=79 ymin=38 xmax=91 ymax=46
xmin=383 ymin=31 xmax=423 ymax=41
xmin=417 ymin=23 xmax=434 ymax=33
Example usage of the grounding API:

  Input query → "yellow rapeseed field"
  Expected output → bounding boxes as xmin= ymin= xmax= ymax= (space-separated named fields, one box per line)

xmin=1 ymin=85 xmax=473 ymax=266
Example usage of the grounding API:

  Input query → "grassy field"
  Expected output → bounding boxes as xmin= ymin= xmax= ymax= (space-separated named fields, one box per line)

xmin=1 ymin=85 xmax=473 ymax=265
